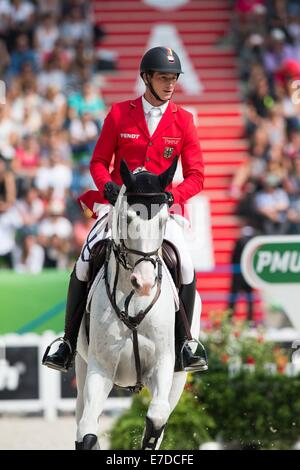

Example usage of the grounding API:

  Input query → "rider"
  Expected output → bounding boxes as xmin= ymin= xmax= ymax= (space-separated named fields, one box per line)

xmin=43 ymin=46 xmax=208 ymax=373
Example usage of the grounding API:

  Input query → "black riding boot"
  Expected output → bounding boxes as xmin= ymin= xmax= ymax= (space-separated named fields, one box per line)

xmin=42 ymin=268 xmax=88 ymax=372
xmin=175 ymin=274 xmax=208 ymax=372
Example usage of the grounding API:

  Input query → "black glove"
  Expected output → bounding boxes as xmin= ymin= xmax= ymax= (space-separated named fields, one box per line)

xmin=104 ymin=182 xmax=121 ymax=206
xmin=164 ymin=191 xmax=174 ymax=208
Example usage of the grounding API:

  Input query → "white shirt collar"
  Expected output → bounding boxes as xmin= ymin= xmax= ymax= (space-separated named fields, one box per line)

xmin=142 ymin=96 xmax=169 ymax=116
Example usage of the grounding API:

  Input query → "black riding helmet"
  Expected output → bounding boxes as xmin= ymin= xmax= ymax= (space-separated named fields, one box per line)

xmin=140 ymin=47 xmax=183 ymax=102
xmin=140 ymin=46 xmax=183 ymax=75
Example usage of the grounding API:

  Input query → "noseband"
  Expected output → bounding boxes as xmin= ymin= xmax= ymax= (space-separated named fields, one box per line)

xmin=113 ymin=239 xmax=160 ymax=271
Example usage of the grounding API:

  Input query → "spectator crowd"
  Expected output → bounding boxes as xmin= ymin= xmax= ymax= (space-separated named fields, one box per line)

xmin=1 ymin=0 xmax=300 ymax=277
xmin=230 ymin=0 xmax=300 ymax=236
xmin=0 ymin=0 xmax=111 ymax=273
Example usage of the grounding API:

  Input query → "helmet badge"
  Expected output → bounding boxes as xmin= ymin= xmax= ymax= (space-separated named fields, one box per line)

xmin=166 ymin=48 xmax=175 ymax=63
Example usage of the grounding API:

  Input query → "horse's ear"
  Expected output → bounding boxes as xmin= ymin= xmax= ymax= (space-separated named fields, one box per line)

xmin=158 ymin=156 xmax=178 ymax=190
xmin=120 ymin=160 xmax=135 ymax=189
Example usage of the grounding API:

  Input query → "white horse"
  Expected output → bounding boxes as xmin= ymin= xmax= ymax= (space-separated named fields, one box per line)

xmin=74 ymin=160 xmax=201 ymax=450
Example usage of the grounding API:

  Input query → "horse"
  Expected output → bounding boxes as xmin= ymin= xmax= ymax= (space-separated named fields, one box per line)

xmin=74 ymin=158 xmax=202 ymax=450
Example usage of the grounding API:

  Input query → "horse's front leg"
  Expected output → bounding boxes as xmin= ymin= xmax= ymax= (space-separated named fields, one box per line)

xmin=142 ymin=352 xmax=174 ymax=450
xmin=77 ymin=356 xmax=113 ymax=449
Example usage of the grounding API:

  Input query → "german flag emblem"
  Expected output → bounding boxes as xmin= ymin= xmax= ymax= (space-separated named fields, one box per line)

xmin=166 ymin=48 xmax=175 ymax=63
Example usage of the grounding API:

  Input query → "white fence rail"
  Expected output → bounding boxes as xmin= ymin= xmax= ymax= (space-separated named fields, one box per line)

xmin=0 ymin=332 xmax=131 ymax=420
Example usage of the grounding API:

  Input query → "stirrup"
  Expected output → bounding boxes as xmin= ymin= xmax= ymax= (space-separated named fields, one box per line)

xmin=42 ymin=337 xmax=74 ymax=372
xmin=180 ymin=338 xmax=208 ymax=372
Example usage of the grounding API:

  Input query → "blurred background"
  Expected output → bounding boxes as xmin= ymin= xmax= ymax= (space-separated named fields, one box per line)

xmin=1 ymin=0 xmax=300 ymax=450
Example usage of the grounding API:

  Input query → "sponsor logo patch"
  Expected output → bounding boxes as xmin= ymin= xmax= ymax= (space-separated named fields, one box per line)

xmin=120 ymin=133 xmax=140 ymax=139
xmin=163 ymin=137 xmax=181 ymax=145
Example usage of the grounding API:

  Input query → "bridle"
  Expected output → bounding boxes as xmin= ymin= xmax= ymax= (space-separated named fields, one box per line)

xmin=112 ymin=238 xmax=160 ymax=272
xmin=112 ymin=190 xmax=167 ymax=271
xmin=104 ymin=191 xmax=166 ymax=392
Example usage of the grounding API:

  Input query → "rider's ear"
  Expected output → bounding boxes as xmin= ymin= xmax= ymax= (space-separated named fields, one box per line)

xmin=158 ymin=156 xmax=178 ymax=190
xmin=120 ymin=159 xmax=136 ymax=189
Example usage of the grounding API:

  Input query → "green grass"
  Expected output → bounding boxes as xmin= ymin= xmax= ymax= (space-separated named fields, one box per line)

xmin=0 ymin=270 xmax=70 ymax=334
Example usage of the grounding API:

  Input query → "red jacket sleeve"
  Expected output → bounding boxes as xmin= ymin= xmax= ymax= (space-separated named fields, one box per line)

xmin=171 ymin=114 xmax=204 ymax=205
xmin=90 ymin=105 xmax=118 ymax=195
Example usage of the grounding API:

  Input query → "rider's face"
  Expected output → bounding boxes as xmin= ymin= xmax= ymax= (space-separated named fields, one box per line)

xmin=146 ymin=72 xmax=178 ymax=103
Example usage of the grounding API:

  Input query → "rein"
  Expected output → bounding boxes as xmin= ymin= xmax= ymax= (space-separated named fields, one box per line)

xmin=104 ymin=240 xmax=163 ymax=393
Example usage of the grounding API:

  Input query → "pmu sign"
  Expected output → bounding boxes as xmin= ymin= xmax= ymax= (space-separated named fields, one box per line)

xmin=241 ymin=236 xmax=300 ymax=331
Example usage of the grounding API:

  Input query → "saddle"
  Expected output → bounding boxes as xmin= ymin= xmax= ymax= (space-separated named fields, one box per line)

xmin=85 ymin=239 xmax=182 ymax=347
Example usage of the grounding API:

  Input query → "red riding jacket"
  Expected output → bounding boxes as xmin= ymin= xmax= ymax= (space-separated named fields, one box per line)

xmin=80 ymin=97 xmax=204 ymax=216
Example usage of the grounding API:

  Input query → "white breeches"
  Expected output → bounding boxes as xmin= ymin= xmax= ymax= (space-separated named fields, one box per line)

xmin=75 ymin=206 xmax=194 ymax=285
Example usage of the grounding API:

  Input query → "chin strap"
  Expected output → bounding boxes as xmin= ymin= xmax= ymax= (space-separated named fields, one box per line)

xmin=144 ymin=73 xmax=170 ymax=103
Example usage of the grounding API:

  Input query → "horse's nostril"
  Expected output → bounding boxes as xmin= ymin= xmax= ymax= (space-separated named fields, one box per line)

xmin=131 ymin=275 xmax=140 ymax=289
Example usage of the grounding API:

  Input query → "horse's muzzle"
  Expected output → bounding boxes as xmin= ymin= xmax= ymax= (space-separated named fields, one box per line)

xmin=130 ymin=273 xmax=153 ymax=296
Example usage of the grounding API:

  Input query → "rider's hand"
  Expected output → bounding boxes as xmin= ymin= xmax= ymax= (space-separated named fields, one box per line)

xmin=164 ymin=191 xmax=174 ymax=208
xmin=104 ymin=181 xmax=121 ymax=206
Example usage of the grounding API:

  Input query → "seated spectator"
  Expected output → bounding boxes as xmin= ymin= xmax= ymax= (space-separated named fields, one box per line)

xmin=36 ymin=0 xmax=61 ymax=17
xmin=49 ymin=150 xmax=72 ymax=199
xmin=13 ymin=227 xmax=45 ymax=273
xmin=41 ymin=84 xmax=67 ymax=128
xmin=0 ymin=205 xmax=23 ymax=268
xmin=35 ymin=150 xmax=72 ymax=200
xmin=43 ymin=84 xmax=66 ymax=114
xmin=255 ymin=172 xmax=290 ymax=234
xmin=285 ymin=155 xmax=300 ymax=234
xmin=38 ymin=198 xmax=72 ymax=269
xmin=7 ymin=33 xmax=38 ymax=77
xmin=0 ymin=154 xmax=21 ymax=268
xmin=70 ymin=156 xmax=95 ymax=198
xmin=0 ymin=39 xmax=9 ymax=75
xmin=263 ymin=29 xmax=294 ymax=79
xmin=10 ymin=61 xmax=37 ymax=94
xmin=279 ymin=77 xmax=300 ymax=134
xmin=262 ymin=104 xmax=286 ymax=147
xmin=37 ymin=55 xmax=67 ymax=94
xmin=34 ymin=157 xmax=52 ymax=201
xmin=245 ymin=76 xmax=276 ymax=137
xmin=44 ymin=39 xmax=72 ymax=73
xmin=10 ymin=0 xmax=35 ymax=28
xmin=230 ymin=127 xmax=269 ymax=198
xmin=13 ymin=135 xmax=40 ymax=181
xmin=0 ymin=0 xmax=11 ymax=40
xmin=39 ymin=128 xmax=72 ymax=162
xmin=34 ymin=13 xmax=60 ymax=60
xmin=0 ymin=103 xmax=20 ymax=158
xmin=0 ymin=153 xmax=16 ymax=213
xmin=39 ymin=200 xmax=70 ymax=238
xmin=15 ymin=185 xmax=45 ymax=231
xmin=69 ymin=111 xmax=98 ymax=161
xmin=60 ymin=6 xmax=93 ymax=48
xmin=10 ymin=82 xmax=42 ymax=132
xmin=68 ymin=81 xmax=106 ymax=126
xmin=287 ymin=197 xmax=300 ymax=234
xmin=71 ymin=38 xmax=96 ymax=78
